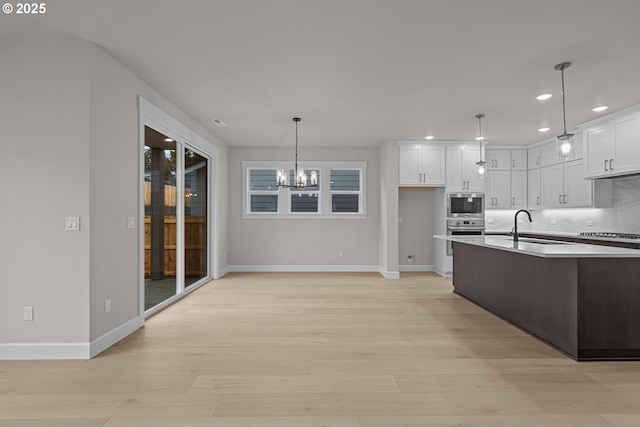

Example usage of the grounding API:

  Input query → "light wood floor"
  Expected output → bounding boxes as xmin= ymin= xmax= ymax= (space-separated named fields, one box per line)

xmin=2 ymin=272 xmax=640 ymax=427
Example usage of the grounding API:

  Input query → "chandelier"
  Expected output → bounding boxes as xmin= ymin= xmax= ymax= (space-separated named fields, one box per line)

xmin=276 ymin=117 xmax=318 ymax=189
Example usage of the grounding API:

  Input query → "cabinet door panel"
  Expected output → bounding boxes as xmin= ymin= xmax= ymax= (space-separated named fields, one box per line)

xmin=564 ymin=159 xmax=592 ymax=208
xmin=398 ymin=145 xmax=422 ymax=185
xmin=511 ymin=170 xmax=527 ymax=209
xmin=584 ymin=125 xmax=610 ymax=178
xmin=527 ymin=168 xmax=541 ymax=209
xmin=446 ymin=146 xmax=465 ymax=192
xmin=465 ymin=145 xmax=485 ymax=192
xmin=540 ymin=164 xmax=564 ymax=209
xmin=510 ymin=150 xmax=528 ymax=171
xmin=611 ymin=113 xmax=640 ymax=176
xmin=541 ymin=141 xmax=562 ymax=167
xmin=528 ymin=147 xmax=541 ymax=170
xmin=422 ymin=145 xmax=446 ymax=185
xmin=487 ymin=170 xmax=510 ymax=209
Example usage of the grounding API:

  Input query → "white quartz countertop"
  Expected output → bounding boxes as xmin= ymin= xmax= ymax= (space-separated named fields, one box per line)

xmin=434 ymin=235 xmax=640 ymax=258
xmin=486 ymin=230 xmax=640 ymax=245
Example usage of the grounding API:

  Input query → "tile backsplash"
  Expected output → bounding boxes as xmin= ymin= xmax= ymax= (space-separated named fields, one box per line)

xmin=486 ymin=175 xmax=640 ymax=234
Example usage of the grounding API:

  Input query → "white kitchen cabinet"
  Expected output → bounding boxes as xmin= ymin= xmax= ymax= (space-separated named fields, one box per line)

xmin=584 ymin=112 xmax=640 ymax=179
xmin=486 ymin=169 xmax=526 ymax=210
xmin=540 ymin=159 xmax=592 ymax=209
xmin=446 ymin=144 xmax=485 ymax=192
xmin=528 ymin=146 xmax=541 ymax=170
xmin=527 ymin=168 xmax=541 ymax=209
xmin=486 ymin=149 xmax=527 ymax=171
xmin=486 ymin=170 xmax=510 ymax=208
xmin=510 ymin=150 xmax=527 ymax=171
xmin=398 ymin=143 xmax=446 ymax=186
xmin=486 ymin=149 xmax=510 ymax=171
xmin=511 ymin=170 xmax=527 ymax=208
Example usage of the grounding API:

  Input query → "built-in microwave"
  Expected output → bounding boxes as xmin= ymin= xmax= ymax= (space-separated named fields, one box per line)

xmin=446 ymin=193 xmax=485 ymax=218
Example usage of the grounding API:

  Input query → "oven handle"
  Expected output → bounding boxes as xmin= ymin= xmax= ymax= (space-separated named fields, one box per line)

xmin=447 ymin=227 xmax=486 ymax=232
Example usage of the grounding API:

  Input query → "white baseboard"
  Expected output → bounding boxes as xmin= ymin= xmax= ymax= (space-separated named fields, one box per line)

xmin=399 ymin=264 xmax=434 ymax=272
xmin=228 ymin=264 xmax=380 ymax=273
xmin=0 ymin=342 xmax=90 ymax=360
xmin=0 ymin=317 xmax=143 ymax=360
xmin=89 ymin=316 xmax=142 ymax=358
xmin=377 ymin=266 xmax=400 ymax=279
xmin=216 ymin=265 xmax=233 ymax=278
xmin=433 ymin=267 xmax=452 ymax=277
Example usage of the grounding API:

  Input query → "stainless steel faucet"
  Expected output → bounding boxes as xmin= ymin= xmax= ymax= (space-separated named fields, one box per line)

xmin=514 ymin=209 xmax=532 ymax=243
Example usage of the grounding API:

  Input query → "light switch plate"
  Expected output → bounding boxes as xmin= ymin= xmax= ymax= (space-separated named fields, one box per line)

xmin=126 ymin=217 xmax=135 ymax=229
xmin=65 ymin=217 xmax=80 ymax=231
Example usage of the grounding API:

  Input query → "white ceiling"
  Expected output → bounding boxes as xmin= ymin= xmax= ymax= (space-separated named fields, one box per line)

xmin=4 ymin=0 xmax=640 ymax=148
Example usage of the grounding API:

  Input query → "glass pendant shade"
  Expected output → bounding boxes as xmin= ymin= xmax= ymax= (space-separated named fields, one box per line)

xmin=476 ymin=161 xmax=486 ymax=178
xmin=556 ymin=133 xmax=575 ymax=160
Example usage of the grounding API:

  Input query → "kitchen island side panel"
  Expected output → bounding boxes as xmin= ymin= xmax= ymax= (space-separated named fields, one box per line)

xmin=452 ymin=242 xmax=578 ymax=357
xmin=578 ymin=258 xmax=640 ymax=358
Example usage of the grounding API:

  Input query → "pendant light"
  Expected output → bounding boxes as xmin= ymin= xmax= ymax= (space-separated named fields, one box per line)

xmin=276 ymin=117 xmax=318 ymax=189
xmin=554 ymin=62 xmax=575 ymax=160
xmin=475 ymin=113 xmax=486 ymax=178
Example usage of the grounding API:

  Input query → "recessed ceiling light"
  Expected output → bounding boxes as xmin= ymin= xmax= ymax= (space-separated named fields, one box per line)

xmin=538 ymin=127 xmax=550 ymax=132
xmin=425 ymin=135 xmax=434 ymax=140
xmin=536 ymin=93 xmax=552 ymax=101
xmin=164 ymin=138 xmax=174 ymax=142
xmin=211 ymin=118 xmax=227 ymax=127
xmin=592 ymin=105 xmax=608 ymax=112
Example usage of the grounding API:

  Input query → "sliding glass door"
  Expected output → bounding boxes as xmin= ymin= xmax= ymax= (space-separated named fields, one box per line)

xmin=184 ymin=149 xmax=208 ymax=289
xmin=143 ymin=126 xmax=209 ymax=312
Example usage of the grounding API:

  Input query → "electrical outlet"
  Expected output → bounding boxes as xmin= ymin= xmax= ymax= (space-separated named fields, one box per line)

xmin=105 ymin=299 xmax=111 ymax=313
xmin=586 ymin=220 xmax=594 ymax=227
xmin=398 ymin=216 xmax=403 ymax=223
xmin=407 ymin=255 xmax=415 ymax=263
xmin=338 ymin=250 xmax=344 ymax=257
xmin=24 ymin=307 xmax=33 ymax=321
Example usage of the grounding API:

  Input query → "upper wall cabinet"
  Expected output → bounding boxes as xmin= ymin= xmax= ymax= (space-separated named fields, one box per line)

xmin=528 ymin=146 xmax=541 ymax=169
xmin=583 ymin=111 xmax=640 ymax=179
xmin=446 ymin=143 xmax=485 ymax=192
xmin=486 ymin=149 xmax=527 ymax=171
xmin=398 ymin=142 xmax=446 ymax=186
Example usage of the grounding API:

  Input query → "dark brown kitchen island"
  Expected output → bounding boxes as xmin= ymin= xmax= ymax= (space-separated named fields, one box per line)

xmin=441 ymin=235 xmax=640 ymax=360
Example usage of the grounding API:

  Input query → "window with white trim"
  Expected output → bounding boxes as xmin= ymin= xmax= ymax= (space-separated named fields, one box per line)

xmin=248 ymin=169 xmax=279 ymax=213
xmin=242 ymin=161 xmax=366 ymax=218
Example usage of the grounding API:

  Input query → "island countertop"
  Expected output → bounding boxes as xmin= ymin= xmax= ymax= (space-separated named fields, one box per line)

xmin=434 ymin=235 xmax=640 ymax=258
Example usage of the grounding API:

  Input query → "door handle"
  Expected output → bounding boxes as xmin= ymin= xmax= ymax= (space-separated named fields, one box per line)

xmin=610 ymin=158 xmax=614 ymax=170
xmin=604 ymin=159 xmax=609 ymax=171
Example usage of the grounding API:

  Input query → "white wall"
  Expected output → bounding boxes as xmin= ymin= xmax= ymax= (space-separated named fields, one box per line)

xmin=378 ymin=141 xmax=399 ymax=277
xmin=399 ymin=188 xmax=433 ymax=268
xmin=228 ymin=147 xmax=379 ymax=269
xmin=0 ymin=36 xmax=228 ymax=358
xmin=1 ymin=38 xmax=91 ymax=346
